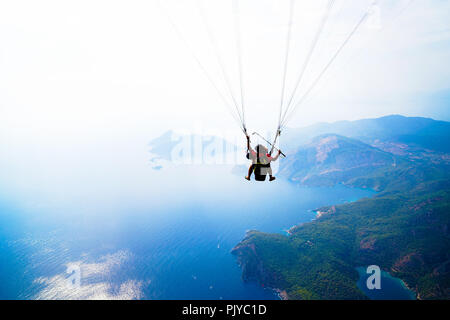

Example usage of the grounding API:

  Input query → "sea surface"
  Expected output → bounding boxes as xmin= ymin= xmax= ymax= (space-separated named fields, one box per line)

xmin=0 ymin=159 xmax=389 ymax=300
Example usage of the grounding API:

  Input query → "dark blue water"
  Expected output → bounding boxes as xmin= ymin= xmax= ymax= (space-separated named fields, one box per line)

xmin=356 ymin=267 xmax=416 ymax=300
xmin=0 ymin=165 xmax=375 ymax=299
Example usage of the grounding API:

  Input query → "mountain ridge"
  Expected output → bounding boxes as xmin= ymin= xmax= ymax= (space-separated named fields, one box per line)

xmin=283 ymin=115 xmax=450 ymax=154
xmin=232 ymin=115 xmax=450 ymax=300
xmin=279 ymin=134 xmax=400 ymax=188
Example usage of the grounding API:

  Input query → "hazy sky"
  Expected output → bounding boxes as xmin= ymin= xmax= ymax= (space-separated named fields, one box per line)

xmin=0 ymin=0 xmax=449 ymax=143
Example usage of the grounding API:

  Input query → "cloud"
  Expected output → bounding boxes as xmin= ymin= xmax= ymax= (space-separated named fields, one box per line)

xmin=33 ymin=250 xmax=147 ymax=300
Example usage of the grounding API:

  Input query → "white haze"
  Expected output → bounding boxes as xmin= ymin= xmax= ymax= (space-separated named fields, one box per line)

xmin=0 ymin=0 xmax=449 ymax=203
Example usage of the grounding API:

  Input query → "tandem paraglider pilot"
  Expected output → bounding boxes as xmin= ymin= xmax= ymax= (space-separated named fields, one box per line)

xmin=245 ymin=135 xmax=281 ymax=182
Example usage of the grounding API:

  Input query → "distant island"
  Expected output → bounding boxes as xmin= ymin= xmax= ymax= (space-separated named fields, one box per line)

xmin=232 ymin=115 xmax=450 ymax=300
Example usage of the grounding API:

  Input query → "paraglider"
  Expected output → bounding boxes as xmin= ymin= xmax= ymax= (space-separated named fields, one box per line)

xmin=159 ymin=0 xmax=416 ymax=181
xmin=245 ymin=135 xmax=282 ymax=182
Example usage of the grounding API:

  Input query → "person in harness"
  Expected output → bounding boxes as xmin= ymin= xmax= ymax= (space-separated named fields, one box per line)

xmin=245 ymin=135 xmax=281 ymax=181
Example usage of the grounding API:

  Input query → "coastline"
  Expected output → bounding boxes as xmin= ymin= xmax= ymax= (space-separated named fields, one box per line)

xmin=233 ymin=186 xmax=377 ymax=300
xmin=398 ymin=278 xmax=418 ymax=300
xmin=274 ymin=289 xmax=289 ymax=300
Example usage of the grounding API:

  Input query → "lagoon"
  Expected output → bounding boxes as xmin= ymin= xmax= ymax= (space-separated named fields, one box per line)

xmin=356 ymin=267 xmax=416 ymax=300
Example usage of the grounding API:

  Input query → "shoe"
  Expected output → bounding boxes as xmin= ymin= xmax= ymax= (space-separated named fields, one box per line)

xmin=245 ymin=176 xmax=250 ymax=181
xmin=269 ymin=176 xmax=276 ymax=181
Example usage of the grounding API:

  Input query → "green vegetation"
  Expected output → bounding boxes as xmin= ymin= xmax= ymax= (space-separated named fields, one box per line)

xmin=233 ymin=131 xmax=450 ymax=300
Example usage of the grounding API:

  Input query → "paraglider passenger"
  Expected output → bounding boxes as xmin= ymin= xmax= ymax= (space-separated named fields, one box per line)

xmin=245 ymin=135 xmax=281 ymax=181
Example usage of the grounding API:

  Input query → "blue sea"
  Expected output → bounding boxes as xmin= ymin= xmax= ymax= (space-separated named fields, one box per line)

xmin=0 ymin=160 xmax=408 ymax=300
